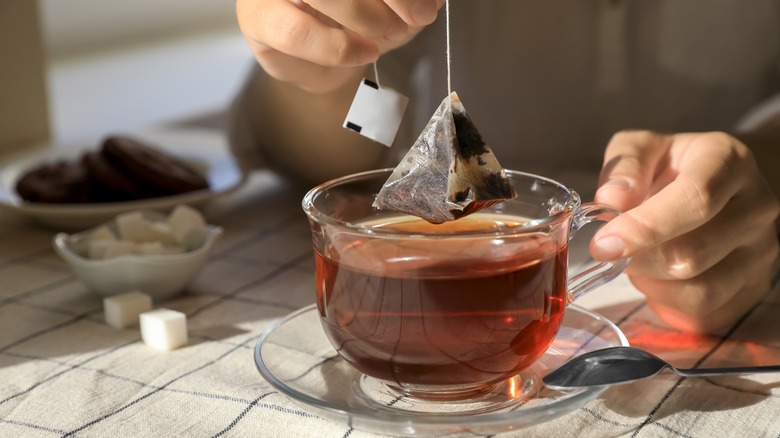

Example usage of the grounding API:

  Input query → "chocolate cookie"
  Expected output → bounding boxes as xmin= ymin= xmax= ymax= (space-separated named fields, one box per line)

xmin=101 ymin=136 xmax=209 ymax=194
xmin=82 ymin=151 xmax=143 ymax=201
xmin=15 ymin=160 xmax=90 ymax=203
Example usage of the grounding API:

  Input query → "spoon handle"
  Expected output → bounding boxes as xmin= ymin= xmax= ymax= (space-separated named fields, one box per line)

xmin=674 ymin=365 xmax=780 ymax=378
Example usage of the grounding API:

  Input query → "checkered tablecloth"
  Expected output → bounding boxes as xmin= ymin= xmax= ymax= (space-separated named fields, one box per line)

xmin=1 ymin=171 xmax=779 ymax=438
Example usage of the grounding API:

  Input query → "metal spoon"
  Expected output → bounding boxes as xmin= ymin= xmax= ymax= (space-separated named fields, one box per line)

xmin=543 ymin=346 xmax=780 ymax=390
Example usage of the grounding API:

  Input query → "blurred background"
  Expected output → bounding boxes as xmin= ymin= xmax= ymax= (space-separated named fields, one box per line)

xmin=37 ymin=0 xmax=254 ymax=146
xmin=41 ymin=0 xmax=235 ymax=55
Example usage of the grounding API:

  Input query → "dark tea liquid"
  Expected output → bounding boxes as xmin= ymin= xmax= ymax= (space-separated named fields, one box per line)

xmin=315 ymin=213 xmax=568 ymax=390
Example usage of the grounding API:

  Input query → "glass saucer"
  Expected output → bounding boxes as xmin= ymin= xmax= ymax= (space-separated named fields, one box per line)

xmin=254 ymin=304 xmax=628 ymax=437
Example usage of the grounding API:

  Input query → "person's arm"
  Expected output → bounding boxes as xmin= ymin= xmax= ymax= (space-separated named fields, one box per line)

xmin=231 ymin=0 xmax=442 ymax=184
xmin=233 ymin=66 xmax=387 ymax=184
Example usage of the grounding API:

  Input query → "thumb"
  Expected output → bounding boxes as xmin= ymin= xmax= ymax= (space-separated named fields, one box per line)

xmin=594 ymin=130 xmax=673 ymax=212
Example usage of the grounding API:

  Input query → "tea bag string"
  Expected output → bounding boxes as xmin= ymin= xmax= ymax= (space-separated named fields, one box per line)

xmin=373 ymin=61 xmax=381 ymax=87
xmin=377 ymin=3 xmax=449 ymax=96
xmin=445 ymin=0 xmax=452 ymax=104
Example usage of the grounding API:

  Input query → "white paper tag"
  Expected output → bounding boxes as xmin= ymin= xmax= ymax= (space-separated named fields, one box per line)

xmin=343 ymin=79 xmax=408 ymax=147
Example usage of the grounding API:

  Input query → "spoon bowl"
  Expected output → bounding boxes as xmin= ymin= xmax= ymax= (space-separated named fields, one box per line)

xmin=543 ymin=346 xmax=780 ymax=390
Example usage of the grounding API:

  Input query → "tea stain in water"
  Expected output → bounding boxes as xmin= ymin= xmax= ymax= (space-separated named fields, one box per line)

xmin=315 ymin=213 xmax=567 ymax=393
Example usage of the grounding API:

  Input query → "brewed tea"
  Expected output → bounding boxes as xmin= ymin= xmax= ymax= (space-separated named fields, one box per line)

xmin=315 ymin=213 xmax=567 ymax=390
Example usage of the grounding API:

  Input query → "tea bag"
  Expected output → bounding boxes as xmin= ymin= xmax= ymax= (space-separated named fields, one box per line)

xmin=373 ymin=92 xmax=516 ymax=223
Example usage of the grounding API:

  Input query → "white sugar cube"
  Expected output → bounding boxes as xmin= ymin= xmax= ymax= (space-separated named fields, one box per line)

xmin=103 ymin=291 xmax=152 ymax=329
xmin=147 ymin=221 xmax=176 ymax=246
xmin=140 ymin=308 xmax=188 ymax=350
xmin=168 ymin=205 xmax=208 ymax=250
xmin=88 ymin=240 xmax=115 ymax=259
xmin=101 ymin=240 xmax=138 ymax=259
xmin=86 ymin=225 xmax=120 ymax=258
xmin=137 ymin=241 xmax=165 ymax=255
xmin=116 ymin=211 xmax=155 ymax=242
xmin=89 ymin=225 xmax=117 ymax=243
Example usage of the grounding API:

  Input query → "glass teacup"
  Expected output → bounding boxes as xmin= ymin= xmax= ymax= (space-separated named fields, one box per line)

xmin=302 ymin=169 xmax=630 ymax=401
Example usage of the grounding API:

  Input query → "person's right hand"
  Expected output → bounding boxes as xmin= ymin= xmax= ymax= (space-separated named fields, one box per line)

xmin=236 ymin=0 xmax=443 ymax=94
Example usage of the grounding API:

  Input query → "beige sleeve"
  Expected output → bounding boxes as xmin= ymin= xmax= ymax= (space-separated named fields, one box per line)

xmin=225 ymin=64 xmax=407 ymax=184
xmin=226 ymin=66 xmax=269 ymax=174
xmin=224 ymin=25 xmax=439 ymax=184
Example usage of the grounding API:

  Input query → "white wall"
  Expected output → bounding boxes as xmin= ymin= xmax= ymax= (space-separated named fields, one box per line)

xmin=39 ymin=0 xmax=237 ymax=57
xmin=36 ymin=0 xmax=254 ymax=145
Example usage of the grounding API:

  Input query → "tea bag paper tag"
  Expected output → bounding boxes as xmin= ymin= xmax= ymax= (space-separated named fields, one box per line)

xmin=343 ymin=78 xmax=408 ymax=147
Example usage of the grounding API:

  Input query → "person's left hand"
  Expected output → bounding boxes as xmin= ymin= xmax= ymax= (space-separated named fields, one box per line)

xmin=591 ymin=130 xmax=779 ymax=333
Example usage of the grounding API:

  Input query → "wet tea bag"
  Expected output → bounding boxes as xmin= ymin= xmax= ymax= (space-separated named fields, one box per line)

xmin=373 ymin=92 xmax=516 ymax=223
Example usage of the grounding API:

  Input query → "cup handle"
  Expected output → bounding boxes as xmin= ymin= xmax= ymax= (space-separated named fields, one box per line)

xmin=567 ymin=203 xmax=632 ymax=302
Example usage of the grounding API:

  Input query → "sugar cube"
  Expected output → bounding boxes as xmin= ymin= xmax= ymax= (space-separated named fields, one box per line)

xmin=101 ymin=240 xmax=138 ymax=259
xmin=88 ymin=240 xmax=115 ymax=259
xmin=115 ymin=211 xmax=175 ymax=244
xmin=147 ymin=221 xmax=176 ymax=246
xmin=140 ymin=308 xmax=188 ymax=350
xmin=168 ymin=205 xmax=208 ymax=250
xmin=115 ymin=211 xmax=153 ymax=242
xmin=137 ymin=241 xmax=165 ymax=255
xmin=86 ymin=225 xmax=120 ymax=258
xmin=89 ymin=225 xmax=117 ymax=243
xmin=103 ymin=291 xmax=152 ymax=329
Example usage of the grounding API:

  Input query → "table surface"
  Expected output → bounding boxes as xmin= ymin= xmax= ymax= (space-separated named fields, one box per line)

xmin=1 ymin=165 xmax=779 ymax=438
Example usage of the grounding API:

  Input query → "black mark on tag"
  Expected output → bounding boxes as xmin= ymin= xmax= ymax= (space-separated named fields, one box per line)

xmin=346 ymin=122 xmax=363 ymax=133
xmin=363 ymin=79 xmax=379 ymax=89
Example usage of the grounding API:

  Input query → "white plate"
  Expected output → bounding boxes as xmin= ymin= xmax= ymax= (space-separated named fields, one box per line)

xmin=0 ymin=128 xmax=246 ymax=230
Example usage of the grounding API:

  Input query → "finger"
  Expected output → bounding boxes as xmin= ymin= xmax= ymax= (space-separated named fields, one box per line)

xmin=384 ymin=0 xmax=444 ymax=26
xmin=594 ymin=130 xmax=673 ymax=212
xmin=592 ymin=133 xmax=746 ymax=260
xmin=304 ymin=0 xmax=409 ymax=42
xmin=625 ymin=191 xmax=775 ymax=280
xmin=238 ymin=0 xmax=379 ymax=68
xmin=631 ymin=237 xmax=777 ymax=333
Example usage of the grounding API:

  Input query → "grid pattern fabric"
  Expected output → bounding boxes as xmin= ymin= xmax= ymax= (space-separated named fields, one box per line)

xmin=1 ymin=174 xmax=779 ymax=438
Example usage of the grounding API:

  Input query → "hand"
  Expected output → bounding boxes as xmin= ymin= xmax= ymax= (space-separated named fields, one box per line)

xmin=591 ymin=130 xmax=780 ymax=333
xmin=236 ymin=0 xmax=443 ymax=94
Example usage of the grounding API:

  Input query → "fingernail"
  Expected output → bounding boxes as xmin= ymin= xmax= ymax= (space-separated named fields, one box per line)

xmin=595 ymin=178 xmax=632 ymax=203
xmin=385 ymin=21 xmax=407 ymax=42
xmin=411 ymin=1 xmax=438 ymax=25
xmin=599 ymin=177 xmax=631 ymax=191
xmin=592 ymin=236 xmax=625 ymax=260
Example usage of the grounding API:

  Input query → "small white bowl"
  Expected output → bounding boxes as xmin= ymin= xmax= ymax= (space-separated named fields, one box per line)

xmin=53 ymin=212 xmax=222 ymax=301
